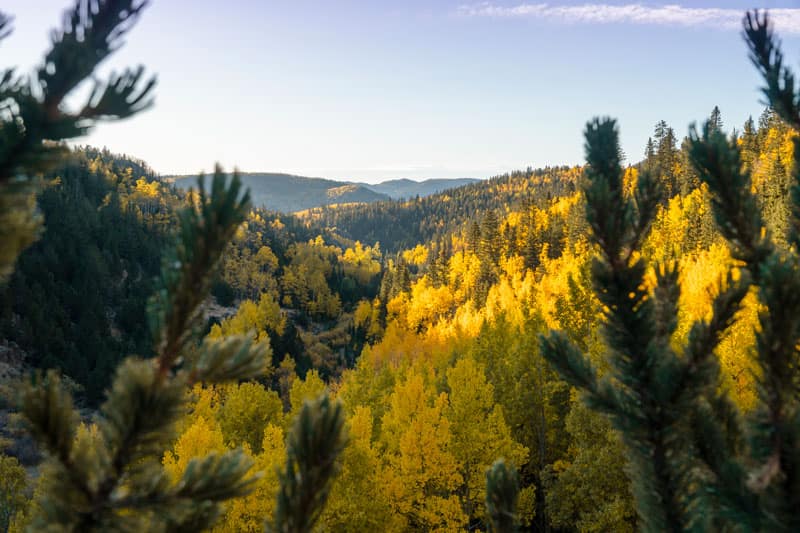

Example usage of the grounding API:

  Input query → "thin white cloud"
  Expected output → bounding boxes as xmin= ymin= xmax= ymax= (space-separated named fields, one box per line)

xmin=457 ymin=3 xmax=800 ymax=34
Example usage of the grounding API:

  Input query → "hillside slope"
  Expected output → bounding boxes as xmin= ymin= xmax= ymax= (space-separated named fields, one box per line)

xmin=171 ymin=173 xmax=391 ymax=213
xmin=301 ymin=166 xmax=581 ymax=252
xmin=171 ymin=173 xmax=481 ymax=212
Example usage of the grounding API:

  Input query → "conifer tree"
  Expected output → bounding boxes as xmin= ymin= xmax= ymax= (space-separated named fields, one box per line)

xmin=708 ymin=105 xmax=724 ymax=133
xmin=537 ymin=10 xmax=800 ymax=532
xmin=479 ymin=210 xmax=502 ymax=266
xmin=644 ymin=137 xmax=656 ymax=171
xmin=485 ymin=459 xmax=520 ymax=533
xmin=741 ymin=116 xmax=759 ymax=170
xmin=654 ymin=120 xmax=679 ymax=197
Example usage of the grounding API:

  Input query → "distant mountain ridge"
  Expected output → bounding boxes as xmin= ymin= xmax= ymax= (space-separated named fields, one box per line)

xmin=362 ymin=178 xmax=479 ymax=199
xmin=168 ymin=173 xmax=478 ymax=213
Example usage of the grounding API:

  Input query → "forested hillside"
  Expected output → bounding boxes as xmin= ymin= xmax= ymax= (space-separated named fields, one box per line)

xmin=3 ymin=101 xmax=796 ymax=531
xmin=363 ymin=177 xmax=479 ymax=199
xmin=0 ymin=149 xmax=389 ymax=404
xmin=171 ymin=174 xmax=479 ymax=214
xmin=171 ymin=173 xmax=392 ymax=213
xmin=0 ymin=148 xmax=175 ymax=402
xmin=301 ymin=165 xmax=581 ymax=253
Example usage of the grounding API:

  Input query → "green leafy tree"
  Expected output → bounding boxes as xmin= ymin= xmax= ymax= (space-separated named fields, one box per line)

xmin=539 ymin=11 xmax=800 ymax=532
xmin=0 ymin=454 xmax=28 ymax=532
xmin=218 ymin=381 xmax=283 ymax=454
xmin=543 ymin=400 xmax=635 ymax=532
xmin=445 ymin=357 xmax=528 ymax=523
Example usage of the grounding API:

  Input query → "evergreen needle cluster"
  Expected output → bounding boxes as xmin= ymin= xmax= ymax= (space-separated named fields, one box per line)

xmin=267 ymin=394 xmax=346 ymax=533
xmin=0 ymin=0 xmax=156 ymax=282
xmin=540 ymin=10 xmax=800 ymax=532
xmin=17 ymin=168 xmax=271 ymax=531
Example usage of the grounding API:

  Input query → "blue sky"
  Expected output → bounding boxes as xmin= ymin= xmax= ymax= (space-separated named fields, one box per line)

xmin=4 ymin=1 xmax=800 ymax=183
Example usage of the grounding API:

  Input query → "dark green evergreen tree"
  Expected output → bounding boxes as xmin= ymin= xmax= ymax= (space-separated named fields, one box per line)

xmin=428 ymin=240 xmax=447 ymax=287
xmin=709 ymin=105 xmax=724 ymax=133
xmin=522 ymin=201 xmax=541 ymax=272
xmin=394 ymin=257 xmax=411 ymax=295
xmin=485 ymin=459 xmax=520 ymax=533
xmin=757 ymin=107 xmax=781 ymax=149
xmin=479 ymin=210 xmax=502 ymax=266
xmin=475 ymin=210 xmax=502 ymax=304
xmin=644 ymin=137 xmax=656 ymax=171
xmin=677 ymin=135 xmax=702 ymax=195
xmin=468 ymin=220 xmax=482 ymax=253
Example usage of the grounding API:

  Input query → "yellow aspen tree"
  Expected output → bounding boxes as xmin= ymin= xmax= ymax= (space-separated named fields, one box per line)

xmin=215 ymin=424 xmax=286 ymax=532
xmin=320 ymin=406 xmax=400 ymax=532
xmin=379 ymin=369 xmax=466 ymax=530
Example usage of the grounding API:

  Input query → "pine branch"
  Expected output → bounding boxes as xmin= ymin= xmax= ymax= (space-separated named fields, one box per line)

xmin=95 ymin=358 xmax=186 ymax=494
xmin=652 ymin=261 xmax=680 ymax=344
xmin=485 ymin=459 xmax=519 ymax=533
xmin=583 ymin=118 xmax=633 ymax=263
xmin=539 ymin=332 xmax=624 ymax=417
xmin=667 ymin=273 xmax=755 ymax=529
xmin=162 ymin=502 xmax=222 ymax=533
xmin=541 ymin=119 xmax=693 ymax=532
xmin=173 ymin=450 xmax=259 ymax=502
xmin=148 ymin=168 xmax=251 ymax=377
xmin=745 ymin=255 xmax=800 ymax=529
xmin=39 ymin=0 xmax=151 ymax=114
xmin=0 ymin=0 xmax=156 ymax=183
xmin=690 ymin=396 xmax=758 ymax=531
xmin=687 ymin=123 xmax=772 ymax=272
xmin=17 ymin=371 xmax=79 ymax=468
xmin=743 ymin=11 xmax=800 ymax=131
xmin=744 ymin=10 xmax=800 ymax=252
xmin=673 ymin=14 xmax=800 ymax=531
xmin=684 ymin=272 xmax=750 ymax=372
xmin=17 ymin=171 xmax=266 ymax=531
xmin=267 ymin=394 xmax=347 ymax=533
xmin=545 ymin=116 xmax=779 ymax=531
xmin=77 ymin=65 xmax=156 ymax=121
xmin=189 ymin=335 xmax=270 ymax=384
xmin=0 ymin=0 xmax=156 ymax=282
xmin=0 ymin=12 xmax=12 ymax=42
